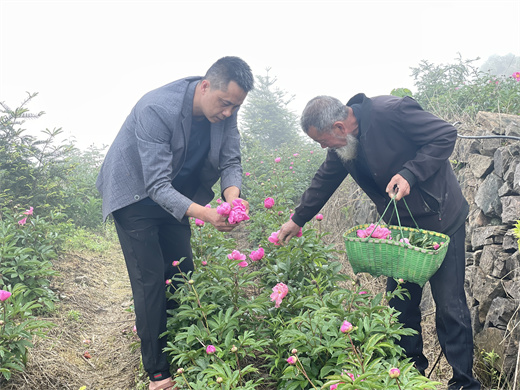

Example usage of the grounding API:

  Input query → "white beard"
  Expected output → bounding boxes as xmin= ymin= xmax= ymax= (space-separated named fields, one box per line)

xmin=333 ymin=134 xmax=359 ymax=163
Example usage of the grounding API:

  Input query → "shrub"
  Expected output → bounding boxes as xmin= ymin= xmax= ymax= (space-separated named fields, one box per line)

xmin=162 ymin=213 xmax=440 ymax=389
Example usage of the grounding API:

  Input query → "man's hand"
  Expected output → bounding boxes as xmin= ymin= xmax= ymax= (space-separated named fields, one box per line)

xmin=385 ymin=174 xmax=410 ymax=201
xmin=204 ymin=208 xmax=235 ymax=232
xmin=223 ymin=186 xmax=250 ymax=214
xmin=277 ymin=219 xmax=302 ymax=244
xmin=186 ymin=203 xmax=235 ymax=232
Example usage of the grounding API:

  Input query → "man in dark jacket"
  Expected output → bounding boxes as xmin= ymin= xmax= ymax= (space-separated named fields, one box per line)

xmin=97 ymin=56 xmax=254 ymax=390
xmin=278 ymin=94 xmax=480 ymax=389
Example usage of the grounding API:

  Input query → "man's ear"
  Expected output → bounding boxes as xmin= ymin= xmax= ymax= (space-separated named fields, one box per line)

xmin=333 ymin=120 xmax=348 ymax=135
xmin=200 ymin=80 xmax=211 ymax=94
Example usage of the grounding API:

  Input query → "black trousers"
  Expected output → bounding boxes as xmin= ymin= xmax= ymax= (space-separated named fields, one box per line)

xmin=387 ymin=224 xmax=481 ymax=389
xmin=113 ymin=202 xmax=194 ymax=381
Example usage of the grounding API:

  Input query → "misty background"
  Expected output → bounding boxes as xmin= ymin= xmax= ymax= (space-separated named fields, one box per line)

xmin=1 ymin=0 xmax=519 ymax=150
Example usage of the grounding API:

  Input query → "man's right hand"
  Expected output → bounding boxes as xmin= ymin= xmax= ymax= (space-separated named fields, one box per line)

xmin=186 ymin=203 xmax=235 ymax=232
xmin=205 ymin=208 xmax=235 ymax=232
xmin=277 ymin=219 xmax=302 ymax=244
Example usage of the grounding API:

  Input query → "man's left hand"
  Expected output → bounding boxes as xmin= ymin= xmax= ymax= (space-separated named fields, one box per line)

xmin=386 ymin=174 xmax=410 ymax=201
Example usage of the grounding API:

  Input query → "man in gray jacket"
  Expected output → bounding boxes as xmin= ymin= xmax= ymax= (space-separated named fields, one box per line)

xmin=96 ymin=56 xmax=254 ymax=390
xmin=278 ymin=94 xmax=480 ymax=389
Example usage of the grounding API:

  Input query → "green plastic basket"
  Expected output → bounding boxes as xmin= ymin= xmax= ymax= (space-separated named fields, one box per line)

xmin=342 ymin=196 xmax=450 ymax=287
xmin=343 ymin=224 xmax=450 ymax=287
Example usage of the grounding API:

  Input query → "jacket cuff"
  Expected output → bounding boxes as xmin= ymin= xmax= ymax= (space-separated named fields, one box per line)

xmin=398 ymin=168 xmax=417 ymax=188
xmin=291 ymin=213 xmax=306 ymax=228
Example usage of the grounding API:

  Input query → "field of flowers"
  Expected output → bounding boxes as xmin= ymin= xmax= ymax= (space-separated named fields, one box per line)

xmin=160 ymin=144 xmax=441 ymax=389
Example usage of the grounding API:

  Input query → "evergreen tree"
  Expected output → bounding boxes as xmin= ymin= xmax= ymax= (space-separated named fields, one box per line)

xmin=240 ymin=69 xmax=303 ymax=149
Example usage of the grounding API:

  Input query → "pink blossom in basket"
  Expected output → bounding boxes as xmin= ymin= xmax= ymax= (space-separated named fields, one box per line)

xmin=356 ymin=224 xmax=392 ymax=239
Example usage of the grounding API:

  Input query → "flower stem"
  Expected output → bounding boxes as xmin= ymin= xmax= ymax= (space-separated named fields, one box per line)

xmin=180 ymin=373 xmax=193 ymax=389
xmin=294 ymin=358 xmax=318 ymax=390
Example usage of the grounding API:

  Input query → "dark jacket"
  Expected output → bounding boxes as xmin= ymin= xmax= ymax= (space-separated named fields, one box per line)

xmin=291 ymin=93 xmax=468 ymax=235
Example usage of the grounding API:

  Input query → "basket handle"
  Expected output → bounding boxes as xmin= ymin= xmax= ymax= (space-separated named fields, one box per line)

xmin=367 ymin=195 xmax=419 ymax=240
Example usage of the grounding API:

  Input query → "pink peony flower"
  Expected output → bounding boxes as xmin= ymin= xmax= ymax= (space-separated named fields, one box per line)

xmin=287 ymin=356 xmax=297 ymax=365
xmin=433 ymin=243 xmax=440 ymax=250
xmin=316 ymin=214 xmax=324 ymax=221
xmin=356 ymin=224 xmax=392 ymax=239
xmin=18 ymin=217 xmax=27 ymax=226
xmin=165 ymin=279 xmax=172 ymax=285
xmin=268 ymin=231 xmax=281 ymax=246
xmin=228 ymin=250 xmax=246 ymax=261
xmin=217 ymin=202 xmax=232 ymax=216
xmin=399 ymin=238 xmax=410 ymax=244
xmin=172 ymin=260 xmax=180 ymax=267
xmin=389 ymin=368 xmax=400 ymax=378
xmin=23 ymin=206 xmax=34 ymax=215
xmin=340 ymin=320 xmax=353 ymax=333
xmin=205 ymin=204 xmax=211 ymax=208
xmin=358 ymin=291 xmax=367 ymax=295
xmin=513 ymin=72 xmax=520 ymax=81
xmin=206 ymin=345 xmax=216 ymax=354
xmin=249 ymin=247 xmax=265 ymax=261
xmin=195 ymin=219 xmax=205 ymax=226
xmin=245 ymin=172 xmax=251 ymax=176
xmin=274 ymin=157 xmax=281 ymax=163
xmin=228 ymin=199 xmax=250 ymax=224
xmin=330 ymin=384 xmax=345 ymax=390
xmin=237 ymin=261 xmax=248 ymax=268
xmin=201 ymin=260 xmax=208 ymax=266
xmin=0 ymin=289 xmax=12 ymax=301
xmin=216 ymin=198 xmax=222 ymax=204
xmin=296 ymin=228 xmax=303 ymax=238
xmin=293 ymin=153 xmax=299 ymax=157
xmin=264 ymin=197 xmax=275 ymax=209
xmin=270 ymin=282 xmax=289 ymax=308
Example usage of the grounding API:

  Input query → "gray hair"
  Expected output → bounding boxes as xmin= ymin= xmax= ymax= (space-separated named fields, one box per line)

xmin=300 ymin=96 xmax=349 ymax=134
xmin=204 ymin=56 xmax=254 ymax=93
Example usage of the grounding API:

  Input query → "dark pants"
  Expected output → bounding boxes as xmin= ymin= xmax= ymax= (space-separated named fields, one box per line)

xmin=112 ymin=202 xmax=194 ymax=381
xmin=387 ymin=224 xmax=481 ymax=390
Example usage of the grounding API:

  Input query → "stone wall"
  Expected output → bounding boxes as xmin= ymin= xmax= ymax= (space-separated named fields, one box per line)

xmin=452 ymin=111 xmax=520 ymax=379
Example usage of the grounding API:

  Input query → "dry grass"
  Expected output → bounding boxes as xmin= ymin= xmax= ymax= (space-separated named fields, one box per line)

xmin=4 ymin=248 xmax=141 ymax=390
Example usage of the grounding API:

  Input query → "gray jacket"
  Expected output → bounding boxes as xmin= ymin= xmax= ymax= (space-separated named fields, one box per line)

xmin=96 ymin=76 xmax=243 ymax=221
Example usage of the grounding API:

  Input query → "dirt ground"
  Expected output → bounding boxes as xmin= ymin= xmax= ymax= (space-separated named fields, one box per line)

xmin=4 ymin=247 xmax=143 ymax=390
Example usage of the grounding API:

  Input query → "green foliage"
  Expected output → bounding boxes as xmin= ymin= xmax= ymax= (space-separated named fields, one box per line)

xmin=513 ymin=220 xmax=520 ymax=245
xmin=240 ymin=69 xmax=305 ymax=150
xmin=0 ymin=284 xmax=54 ymax=381
xmin=390 ymin=88 xmax=413 ymax=98
xmin=410 ymin=54 xmax=520 ymax=122
xmin=163 ymin=210 xmax=438 ymax=389
xmin=240 ymin=143 xmax=326 ymax=245
xmin=0 ymin=206 xmax=61 ymax=311
xmin=0 ymin=94 xmax=104 ymax=230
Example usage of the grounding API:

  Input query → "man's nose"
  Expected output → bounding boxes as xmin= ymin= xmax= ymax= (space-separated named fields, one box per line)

xmin=223 ymin=107 xmax=233 ymax=117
